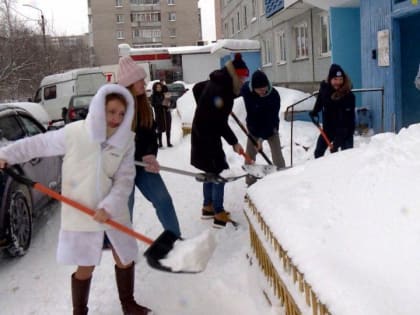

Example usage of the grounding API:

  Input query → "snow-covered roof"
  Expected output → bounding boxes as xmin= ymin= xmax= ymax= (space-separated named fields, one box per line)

xmin=40 ymin=67 xmax=104 ymax=86
xmin=120 ymin=39 xmax=260 ymax=57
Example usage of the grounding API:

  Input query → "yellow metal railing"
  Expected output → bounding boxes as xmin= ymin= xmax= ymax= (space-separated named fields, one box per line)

xmin=244 ymin=194 xmax=331 ymax=315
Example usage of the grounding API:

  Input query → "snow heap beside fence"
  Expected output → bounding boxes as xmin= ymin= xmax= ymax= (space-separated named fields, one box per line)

xmin=245 ymin=124 xmax=420 ymax=315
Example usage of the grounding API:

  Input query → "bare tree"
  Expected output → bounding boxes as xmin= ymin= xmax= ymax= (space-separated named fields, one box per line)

xmin=0 ymin=0 xmax=90 ymax=101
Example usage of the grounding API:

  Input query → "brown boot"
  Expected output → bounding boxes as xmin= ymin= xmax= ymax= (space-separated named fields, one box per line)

xmin=201 ymin=204 xmax=214 ymax=219
xmin=115 ymin=263 xmax=151 ymax=315
xmin=71 ymin=273 xmax=91 ymax=315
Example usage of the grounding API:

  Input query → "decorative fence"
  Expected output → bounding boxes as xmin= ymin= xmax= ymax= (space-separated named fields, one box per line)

xmin=244 ymin=194 xmax=331 ymax=315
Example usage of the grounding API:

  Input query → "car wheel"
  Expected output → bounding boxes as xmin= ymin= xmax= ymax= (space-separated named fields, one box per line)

xmin=6 ymin=182 xmax=33 ymax=257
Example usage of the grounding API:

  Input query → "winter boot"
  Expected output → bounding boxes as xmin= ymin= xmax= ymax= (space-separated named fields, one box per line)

xmin=115 ymin=263 xmax=151 ymax=315
xmin=166 ymin=132 xmax=173 ymax=147
xmin=157 ymin=133 xmax=163 ymax=148
xmin=213 ymin=210 xmax=238 ymax=228
xmin=201 ymin=204 xmax=214 ymax=219
xmin=71 ymin=273 xmax=91 ymax=315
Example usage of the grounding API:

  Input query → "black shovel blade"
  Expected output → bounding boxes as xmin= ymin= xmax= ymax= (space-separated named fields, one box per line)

xmin=143 ymin=230 xmax=181 ymax=273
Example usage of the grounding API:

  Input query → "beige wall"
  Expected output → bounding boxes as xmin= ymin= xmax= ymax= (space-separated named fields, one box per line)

xmin=89 ymin=0 xmax=201 ymax=66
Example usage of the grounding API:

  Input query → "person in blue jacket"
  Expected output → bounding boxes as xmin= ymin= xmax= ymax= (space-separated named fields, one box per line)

xmin=241 ymin=70 xmax=286 ymax=185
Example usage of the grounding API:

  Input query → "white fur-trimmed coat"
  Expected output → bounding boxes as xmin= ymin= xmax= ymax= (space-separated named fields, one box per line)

xmin=0 ymin=84 xmax=139 ymax=265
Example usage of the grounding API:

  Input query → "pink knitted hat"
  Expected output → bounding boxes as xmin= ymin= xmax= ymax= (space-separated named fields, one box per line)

xmin=117 ymin=56 xmax=147 ymax=87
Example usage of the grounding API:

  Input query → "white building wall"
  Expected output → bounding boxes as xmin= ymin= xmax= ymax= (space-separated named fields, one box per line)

xmin=182 ymin=54 xmax=220 ymax=83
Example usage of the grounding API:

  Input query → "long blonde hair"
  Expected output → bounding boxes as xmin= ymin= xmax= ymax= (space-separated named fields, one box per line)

xmin=128 ymin=86 xmax=154 ymax=130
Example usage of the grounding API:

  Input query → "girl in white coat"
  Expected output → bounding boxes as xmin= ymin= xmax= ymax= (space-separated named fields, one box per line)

xmin=0 ymin=84 xmax=151 ymax=315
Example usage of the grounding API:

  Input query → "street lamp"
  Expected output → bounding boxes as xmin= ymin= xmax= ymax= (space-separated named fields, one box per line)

xmin=23 ymin=4 xmax=48 ymax=68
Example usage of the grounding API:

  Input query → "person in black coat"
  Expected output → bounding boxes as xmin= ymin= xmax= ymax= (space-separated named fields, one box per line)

xmin=191 ymin=53 xmax=248 ymax=228
xmin=310 ymin=64 xmax=356 ymax=158
xmin=241 ymin=70 xmax=286 ymax=185
xmin=151 ymin=81 xmax=172 ymax=147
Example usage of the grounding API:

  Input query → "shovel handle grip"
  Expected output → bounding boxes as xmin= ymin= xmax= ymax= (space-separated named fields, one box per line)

xmin=239 ymin=149 xmax=254 ymax=164
xmin=4 ymin=168 xmax=154 ymax=245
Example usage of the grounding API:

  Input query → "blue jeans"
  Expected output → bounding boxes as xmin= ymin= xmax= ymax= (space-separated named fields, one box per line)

xmin=203 ymin=182 xmax=225 ymax=214
xmin=128 ymin=167 xmax=181 ymax=237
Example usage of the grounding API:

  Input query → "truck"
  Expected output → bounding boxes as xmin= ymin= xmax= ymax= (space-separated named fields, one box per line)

xmin=33 ymin=68 xmax=107 ymax=121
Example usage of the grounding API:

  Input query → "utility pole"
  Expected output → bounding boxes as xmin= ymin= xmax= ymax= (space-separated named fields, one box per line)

xmin=23 ymin=4 xmax=49 ymax=72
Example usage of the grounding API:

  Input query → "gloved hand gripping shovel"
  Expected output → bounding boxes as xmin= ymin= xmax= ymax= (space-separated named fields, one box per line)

xmin=230 ymin=112 xmax=273 ymax=165
xmin=3 ymin=168 xmax=215 ymax=274
xmin=310 ymin=114 xmax=334 ymax=150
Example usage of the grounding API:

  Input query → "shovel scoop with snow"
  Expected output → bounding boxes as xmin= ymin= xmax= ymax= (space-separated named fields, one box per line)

xmin=3 ymin=168 xmax=215 ymax=274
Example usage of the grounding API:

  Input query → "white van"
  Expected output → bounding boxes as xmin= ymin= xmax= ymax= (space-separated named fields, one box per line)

xmin=33 ymin=68 xmax=107 ymax=121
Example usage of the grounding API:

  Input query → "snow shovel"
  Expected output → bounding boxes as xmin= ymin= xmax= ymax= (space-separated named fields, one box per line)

xmin=230 ymin=112 xmax=273 ymax=165
xmin=3 ymin=168 xmax=215 ymax=274
xmin=310 ymin=114 xmax=334 ymax=150
xmin=135 ymin=161 xmax=249 ymax=183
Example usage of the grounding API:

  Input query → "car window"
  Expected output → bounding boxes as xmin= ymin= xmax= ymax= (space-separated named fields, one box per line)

xmin=0 ymin=115 xmax=25 ymax=141
xmin=72 ymin=96 xmax=93 ymax=107
xmin=19 ymin=115 xmax=44 ymax=136
xmin=34 ymin=88 xmax=42 ymax=103
xmin=44 ymin=85 xmax=57 ymax=100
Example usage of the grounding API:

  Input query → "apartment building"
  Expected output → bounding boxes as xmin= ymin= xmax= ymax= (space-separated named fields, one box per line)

xmin=220 ymin=0 xmax=332 ymax=92
xmin=88 ymin=0 xmax=201 ymax=66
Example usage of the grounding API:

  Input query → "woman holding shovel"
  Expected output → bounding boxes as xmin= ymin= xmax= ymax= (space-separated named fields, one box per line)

xmin=0 ymin=84 xmax=151 ymax=314
xmin=309 ymin=64 xmax=356 ymax=158
xmin=117 ymin=56 xmax=181 ymax=238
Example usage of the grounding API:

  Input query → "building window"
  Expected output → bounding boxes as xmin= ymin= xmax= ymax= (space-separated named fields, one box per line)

xmin=276 ymin=31 xmax=287 ymax=64
xmin=251 ymin=0 xmax=257 ymax=20
xmin=243 ymin=5 xmax=248 ymax=28
xmin=262 ymin=38 xmax=272 ymax=65
xmin=320 ymin=14 xmax=331 ymax=55
xmin=116 ymin=0 xmax=122 ymax=7
xmin=236 ymin=11 xmax=241 ymax=32
xmin=230 ymin=17 xmax=235 ymax=35
xmin=116 ymin=14 xmax=124 ymax=24
xmin=224 ymin=22 xmax=228 ymax=37
xmin=169 ymin=28 xmax=176 ymax=37
xmin=294 ymin=22 xmax=309 ymax=59
xmin=117 ymin=30 xmax=125 ymax=39
xmin=168 ymin=0 xmax=175 ymax=4
xmin=168 ymin=12 xmax=176 ymax=21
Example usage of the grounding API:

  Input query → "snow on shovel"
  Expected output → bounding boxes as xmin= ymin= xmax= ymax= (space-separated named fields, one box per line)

xmin=3 ymin=168 xmax=215 ymax=274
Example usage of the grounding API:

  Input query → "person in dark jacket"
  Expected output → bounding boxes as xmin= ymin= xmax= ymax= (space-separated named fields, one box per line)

xmin=117 ymin=56 xmax=181 ymax=238
xmin=151 ymin=81 xmax=172 ymax=148
xmin=241 ymin=70 xmax=286 ymax=185
xmin=309 ymin=64 xmax=356 ymax=158
xmin=191 ymin=53 xmax=248 ymax=228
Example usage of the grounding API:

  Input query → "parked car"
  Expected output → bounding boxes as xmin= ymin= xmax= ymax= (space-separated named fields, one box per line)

xmin=62 ymin=95 xmax=93 ymax=123
xmin=1 ymin=102 xmax=51 ymax=129
xmin=33 ymin=67 xmax=106 ymax=121
xmin=0 ymin=105 xmax=62 ymax=257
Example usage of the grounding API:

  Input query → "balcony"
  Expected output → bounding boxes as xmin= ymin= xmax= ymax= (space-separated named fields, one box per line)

xmin=131 ymin=21 xmax=161 ymax=28
xmin=130 ymin=4 xmax=160 ymax=11
xmin=132 ymin=36 xmax=162 ymax=45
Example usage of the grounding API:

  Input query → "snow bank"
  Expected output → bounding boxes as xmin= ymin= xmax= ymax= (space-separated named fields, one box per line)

xmin=247 ymin=123 xmax=420 ymax=315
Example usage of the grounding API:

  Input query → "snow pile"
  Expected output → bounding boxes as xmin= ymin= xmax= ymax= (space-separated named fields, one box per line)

xmin=159 ymin=229 xmax=217 ymax=273
xmin=247 ymin=124 xmax=420 ymax=315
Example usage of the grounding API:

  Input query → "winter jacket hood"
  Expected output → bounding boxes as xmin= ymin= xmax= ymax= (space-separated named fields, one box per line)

xmin=85 ymin=84 xmax=135 ymax=149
